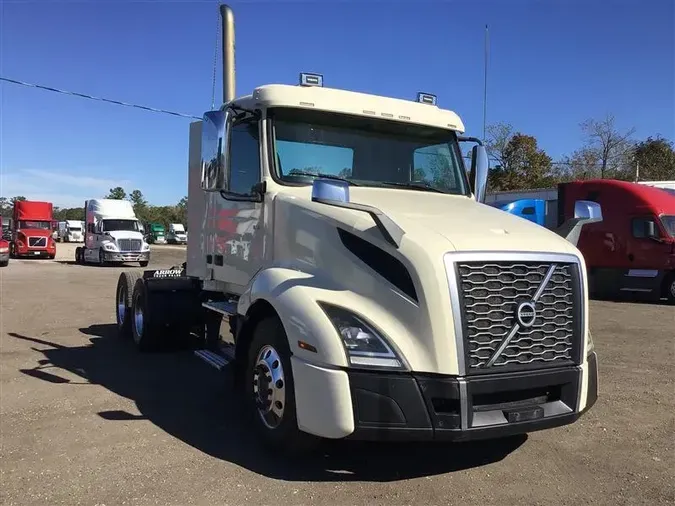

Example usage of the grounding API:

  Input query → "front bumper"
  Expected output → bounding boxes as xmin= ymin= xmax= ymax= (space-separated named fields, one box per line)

xmin=342 ymin=352 xmax=598 ymax=442
xmin=102 ymin=250 xmax=150 ymax=263
xmin=15 ymin=248 xmax=54 ymax=258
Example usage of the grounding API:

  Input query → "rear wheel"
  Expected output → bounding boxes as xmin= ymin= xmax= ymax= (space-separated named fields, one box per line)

xmin=244 ymin=316 xmax=317 ymax=454
xmin=130 ymin=278 xmax=160 ymax=352
xmin=116 ymin=271 xmax=142 ymax=339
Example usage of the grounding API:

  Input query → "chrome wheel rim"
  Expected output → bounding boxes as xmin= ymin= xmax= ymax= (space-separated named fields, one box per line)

xmin=117 ymin=285 xmax=126 ymax=324
xmin=133 ymin=296 xmax=144 ymax=341
xmin=253 ymin=345 xmax=286 ymax=429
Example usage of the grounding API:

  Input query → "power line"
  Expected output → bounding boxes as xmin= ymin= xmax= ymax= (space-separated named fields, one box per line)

xmin=0 ymin=77 xmax=201 ymax=120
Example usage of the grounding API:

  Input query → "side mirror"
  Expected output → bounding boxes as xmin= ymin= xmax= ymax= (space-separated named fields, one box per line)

xmin=470 ymin=144 xmax=489 ymax=203
xmin=200 ymin=110 xmax=232 ymax=192
xmin=645 ymin=220 xmax=659 ymax=240
xmin=554 ymin=200 xmax=604 ymax=246
xmin=311 ymin=179 xmax=351 ymax=203
xmin=574 ymin=200 xmax=603 ymax=222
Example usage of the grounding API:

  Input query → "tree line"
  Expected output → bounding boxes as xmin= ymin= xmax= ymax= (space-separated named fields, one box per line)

xmin=1 ymin=113 xmax=673 ymax=218
xmin=483 ymin=113 xmax=675 ymax=191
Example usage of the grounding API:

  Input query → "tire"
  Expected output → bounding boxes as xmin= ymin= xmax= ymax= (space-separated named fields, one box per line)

xmin=0 ymin=260 xmax=8 ymax=267
xmin=99 ymin=248 xmax=107 ymax=266
xmin=244 ymin=316 xmax=317 ymax=454
xmin=664 ymin=273 xmax=675 ymax=305
xmin=130 ymin=278 xmax=161 ymax=352
xmin=139 ymin=261 xmax=149 ymax=267
xmin=75 ymin=247 xmax=82 ymax=264
xmin=116 ymin=271 xmax=142 ymax=339
xmin=48 ymin=254 xmax=55 ymax=260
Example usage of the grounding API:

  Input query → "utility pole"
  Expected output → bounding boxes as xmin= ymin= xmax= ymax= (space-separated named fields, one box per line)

xmin=483 ymin=24 xmax=489 ymax=142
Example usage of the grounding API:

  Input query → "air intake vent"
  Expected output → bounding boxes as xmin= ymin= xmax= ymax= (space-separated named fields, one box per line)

xmin=337 ymin=228 xmax=417 ymax=303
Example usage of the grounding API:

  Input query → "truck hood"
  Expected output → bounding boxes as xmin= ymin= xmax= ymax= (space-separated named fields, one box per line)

xmin=106 ymin=230 xmax=145 ymax=241
xmin=347 ymin=188 xmax=578 ymax=254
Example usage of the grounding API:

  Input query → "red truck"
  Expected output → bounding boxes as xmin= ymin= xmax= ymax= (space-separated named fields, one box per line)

xmin=559 ymin=179 xmax=675 ymax=303
xmin=0 ymin=217 xmax=9 ymax=267
xmin=10 ymin=201 xmax=56 ymax=259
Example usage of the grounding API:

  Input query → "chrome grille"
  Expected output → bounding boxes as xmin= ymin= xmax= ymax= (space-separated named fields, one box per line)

xmin=28 ymin=236 xmax=47 ymax=247
xmin=117 ymin=239 xmax=142 ymax=252
xmin=456 ymin=260 xmax=581 ymax=374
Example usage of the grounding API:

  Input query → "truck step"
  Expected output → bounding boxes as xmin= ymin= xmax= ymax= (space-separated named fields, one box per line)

xmin=202 ymin=300 xmax=237 ymax=316
xmin=193 ymin=343 xmax=236 ymax=371
xmin=194 ymin=349 xmax=231 ymax=370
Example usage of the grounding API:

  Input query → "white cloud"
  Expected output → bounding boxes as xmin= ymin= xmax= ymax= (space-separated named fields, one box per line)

xmin=0 ymin=169 xmax=133 ymax=208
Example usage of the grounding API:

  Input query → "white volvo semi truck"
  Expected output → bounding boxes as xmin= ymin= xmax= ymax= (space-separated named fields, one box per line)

xmin=114 ymin=3 xmax=600 ymax=452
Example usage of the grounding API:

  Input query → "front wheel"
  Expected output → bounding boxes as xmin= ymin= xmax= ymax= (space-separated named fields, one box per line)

xmin=139 ymin=260 xmax=149 ymax=267
xmin=244 ymin=316 xmax=317 ymax=454
xmin=664 ymin=273 xmax=675 ymax=305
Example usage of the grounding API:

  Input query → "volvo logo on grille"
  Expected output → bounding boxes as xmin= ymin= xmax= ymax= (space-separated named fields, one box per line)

xmin=516 ymin=301 xmax=537 ymax=327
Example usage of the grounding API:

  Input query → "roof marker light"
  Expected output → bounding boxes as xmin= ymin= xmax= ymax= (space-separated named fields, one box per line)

xmin=300 ymin=73 xmax=324 ymax=87
xmin=416 ymin=92 xmax=437 ymax=105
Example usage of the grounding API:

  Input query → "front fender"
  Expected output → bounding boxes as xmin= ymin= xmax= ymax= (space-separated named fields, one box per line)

xmin=238 ymin=266 xmax=349 ymax=368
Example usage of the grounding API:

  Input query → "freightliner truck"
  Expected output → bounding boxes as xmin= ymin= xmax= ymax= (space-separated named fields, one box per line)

xmin=114 ymin=3 xmax=601 ymax=453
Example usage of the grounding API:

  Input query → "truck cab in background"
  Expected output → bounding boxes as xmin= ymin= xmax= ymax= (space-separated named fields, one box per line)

xmin=57 ymin=220 xmax=84 ymax=242
xmin=167 ymin=223 xmax=187 ymax=244
xmin=559 ymin=180 xmax=675 ymax=304
xmin=0 ymin=217 xmax=9 ymax=267
xmin=10 ymin=200 xmax=56 ymax=259
xmin=76 ymin=198 xmax=150 ymax=267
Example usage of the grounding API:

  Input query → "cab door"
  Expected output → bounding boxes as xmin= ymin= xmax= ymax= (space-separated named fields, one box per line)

xmin=623 ymin=215 xmax=669 ymax=295
xmin=203 ymin=112 xmax=265 ymax=293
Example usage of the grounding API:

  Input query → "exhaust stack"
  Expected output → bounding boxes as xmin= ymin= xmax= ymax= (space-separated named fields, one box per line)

xmin=220 ymin=4 xmax=235 ymax=105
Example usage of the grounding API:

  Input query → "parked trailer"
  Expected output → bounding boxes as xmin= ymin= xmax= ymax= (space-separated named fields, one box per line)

xmin=114 ymin=3 xmax=600 ymax=454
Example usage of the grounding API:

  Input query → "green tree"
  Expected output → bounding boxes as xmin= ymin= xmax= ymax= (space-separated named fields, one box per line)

xmin=634 ymin=136 xmax=675 ymax=182
xmin=488 ymin=134 xmax=554 ymax=191
xmin=105 ymin=187 xmax=126 ymax=199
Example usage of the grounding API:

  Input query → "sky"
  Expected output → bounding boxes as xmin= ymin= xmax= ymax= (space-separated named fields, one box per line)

xmin=1 ymin=0 xmax=674 ymax=208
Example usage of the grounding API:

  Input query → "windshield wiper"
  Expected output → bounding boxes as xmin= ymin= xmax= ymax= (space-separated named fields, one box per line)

xmin=379 ymin=181 xmax=445 ymax=193
xmin=287 ymin=171 xmax=358 ymax=186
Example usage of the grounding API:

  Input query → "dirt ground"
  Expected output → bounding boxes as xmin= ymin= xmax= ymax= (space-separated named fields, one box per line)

xmin=1 ymin=242 xmax=673 ymax=506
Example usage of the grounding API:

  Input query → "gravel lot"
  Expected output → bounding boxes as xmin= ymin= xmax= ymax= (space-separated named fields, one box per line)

xmin=1 ymin=242 xmax=673 ymax=505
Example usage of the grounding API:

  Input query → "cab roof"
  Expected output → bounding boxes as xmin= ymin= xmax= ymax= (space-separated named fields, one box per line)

xmin=231 ymin=84 xmax=465 ymax=133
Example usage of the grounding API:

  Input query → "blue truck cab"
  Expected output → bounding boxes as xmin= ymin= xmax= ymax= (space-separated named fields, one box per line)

xmin=491 ymin=199 xmax=546 ymax=226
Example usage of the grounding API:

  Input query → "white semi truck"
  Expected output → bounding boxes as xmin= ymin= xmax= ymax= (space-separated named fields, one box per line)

xmin=57 ymin=220 xmax=84 ymax=242
xmin=77 ymin=198 xmax=150 ymax=267
xmin=114 ymin=3 xmax=600 ymax=453
xmin=167 ymin=223 xmax=188 ymax=244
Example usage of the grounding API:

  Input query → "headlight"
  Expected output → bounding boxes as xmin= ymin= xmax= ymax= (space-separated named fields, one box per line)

xmin=587 ymin=330 xmax=595 ymax=355
xmin=142 ymin=242 xmax=150 ymax=251
xmin=319 ymin=303 xmax=407 ymax=370
xmin=103 ymin=242 xmax=118 ymax=251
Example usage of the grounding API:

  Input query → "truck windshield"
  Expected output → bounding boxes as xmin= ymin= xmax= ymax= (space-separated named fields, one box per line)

xmin=102 ymin=220 xmax=139 ymax=232
xmin=270 ymin=107 xmax=470 ymax=196
xmin=19 ymin=220 xmax=51 ymax=230
xmin=661 ymin=215 xmax=675 ymax=237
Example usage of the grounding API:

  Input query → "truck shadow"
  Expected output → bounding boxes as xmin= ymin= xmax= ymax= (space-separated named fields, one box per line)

xmin=10 ymin=326 xmax=525 ymax=482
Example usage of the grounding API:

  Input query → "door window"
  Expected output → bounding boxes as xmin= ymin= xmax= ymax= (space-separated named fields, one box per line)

xmin=229 ymin=119 xmax=261 ymax=195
